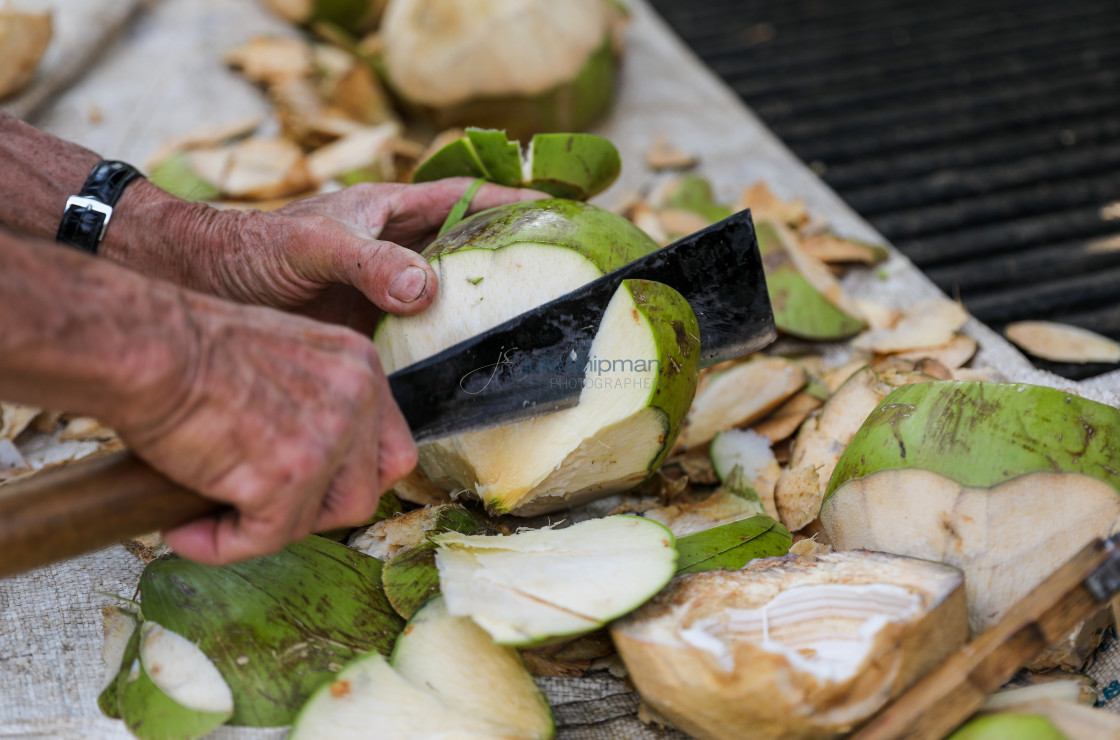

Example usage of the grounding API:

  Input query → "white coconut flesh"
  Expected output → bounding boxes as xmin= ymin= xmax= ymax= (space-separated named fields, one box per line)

xmin=381 ymin=249 xmax=675 ymax=514
xmin=100 ymin=607 xmax=137 ymax=691
xmin=381 ymin=0 xmax=612 ymax=107
xmin=392 ymin=598 xmax=552 ymax=737
xmin=677 ymin=357 xmax=806 ymax=450
xmin=290 ymin=651 xmax=525 ymax=740
xmin=642 ymin=489 xmax=764 ymax=537
xmin=434 ymin=516 xmax=676 ymax=645
xmin=137 ymin=622 xmax=233 ymax=715
xmin=822 ymin=469 xmax=1120 ymax=633
xmin=675 ymin=583 xmax=922 ymax=680
xmin=708 ymin=428 xmax=780 ymax=520
xmin=611 ymin=551 xmax=966 ymax=740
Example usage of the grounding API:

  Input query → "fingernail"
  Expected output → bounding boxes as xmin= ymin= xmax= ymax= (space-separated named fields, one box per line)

xmin=389 ymin=266 xmax=428 ymax=303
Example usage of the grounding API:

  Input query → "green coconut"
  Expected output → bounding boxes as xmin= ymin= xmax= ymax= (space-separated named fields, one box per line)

xmin=114 ymin=622 xmax=234 ymax=740
xmin=137 ymin=536 xmax=403 ymax=726
xmin=948 ymin=714 xmax=1069 ymax=740
xmin=381 ymin=541 xmax=442 ymax=619
xmin=433 ymin=515 xmax=677 ymax=646
xmin=674 ymin=515 xmax=791 ymax=575
xmin=263 ymin=0 xmax=385 ymax=33
xmin=375 ymin=199 xmax=700 ymax=516
xmin=822 ymin=381 xmax=1120 ymax=634
xmin=291 ymin=597 xmax=553 ymax=738
xmin=757 ymin=219 xmax=866 ymax=340
xmin=380 ymin=0 xmax=623 ymax=139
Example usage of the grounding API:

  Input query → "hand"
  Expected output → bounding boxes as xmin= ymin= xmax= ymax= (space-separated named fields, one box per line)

xmin=113 ymin=290 xmax=414 ymax=566
xmin=135 ymin=178 xmax=544 ymax=332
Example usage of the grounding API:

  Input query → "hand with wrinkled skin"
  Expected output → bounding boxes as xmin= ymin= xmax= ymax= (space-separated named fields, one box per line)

xmin=116 ymin=289 xmax=416 ymax=566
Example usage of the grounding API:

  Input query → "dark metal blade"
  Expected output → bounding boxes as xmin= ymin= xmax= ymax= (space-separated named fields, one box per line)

xmin=388 ymin=209 xmax=774 ymax=444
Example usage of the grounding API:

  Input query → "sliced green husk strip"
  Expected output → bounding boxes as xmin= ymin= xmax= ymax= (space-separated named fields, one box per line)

xmin=116 ymin=622 xmax=233 ymax=740
xmin=524 ymin=133 xmax=621 ymax=200
xmin=757 ymin=221 xmax=866 ymax=340
xmin=98 ymin=606 xmax=139 ymax=719
xmin=381 ymin=541 xmax=441 ymax=619
xmin=437 ymin=177 xmax=486 ymax=236
xmin=138 ymin=536 xmax=404 ymax=727
xmin=674 ymin=515 xmax=791 ymax=575
xmin=466 ymin=128 xmax=522 ymax=187
xmin=411 ymin=137 xmax=491 ymax=183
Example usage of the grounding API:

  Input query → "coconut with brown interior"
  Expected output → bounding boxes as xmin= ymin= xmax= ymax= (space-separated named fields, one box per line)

xmin=611 ymin=550 xmax=967 ymax=740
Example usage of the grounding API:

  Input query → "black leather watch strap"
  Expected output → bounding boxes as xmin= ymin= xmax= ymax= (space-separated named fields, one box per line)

xmin=56 ymin=160 xmax=144 ymax=255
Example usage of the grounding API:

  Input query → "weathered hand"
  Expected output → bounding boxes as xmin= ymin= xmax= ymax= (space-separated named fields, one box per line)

xmin=112 ymin=290 xmax=415 ymax=566
xmin=183 ymin=178 xmax=543 ymax=331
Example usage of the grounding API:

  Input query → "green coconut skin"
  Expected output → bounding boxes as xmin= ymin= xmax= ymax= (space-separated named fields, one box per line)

xmin=947 ymin=714 xmax=1069 ymax=740
xmin=398 ymin=41 xmax=616 ymax=142
xmin=674 ymin=515 xmax=792 ymax=575
xmin=824 ymin=381 xmax=1120 ymax=501
xmin=426 ymin=198 xmax=657 ymax=266
xmin=148 ymin=152 xmax=220 ymax=202
xmin=526 ymin=133 xmax=621 ymax=200
xmin=138 ymin=536 xmax=404 ymax=727
xmin=625 ymin=278 xmax=701 ymax=472
xmin=382 ymin=541 xmax=442 ymax=620
xmin=757 ymin=221 xmax=866 ymax=340
xmin=465 ymin=128 xmax=523 ymax=188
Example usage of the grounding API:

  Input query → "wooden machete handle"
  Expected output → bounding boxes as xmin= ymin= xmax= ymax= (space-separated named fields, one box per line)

xmin=0 ymin=451 xmax=221 ymax=578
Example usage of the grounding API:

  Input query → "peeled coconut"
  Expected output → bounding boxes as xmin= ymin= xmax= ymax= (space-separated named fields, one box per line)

xmin=291 ymin=597 xmax=553 ymax=739
xmin=130 ymin=536 xmax=403 ymax=726
xmin=611 ymin=550 xmax=967 ymax=740
xmin=375 ymin=199 xmax=700 ymax=516
xmin=380 ymin=0 xmax=624 ymax=138
xmin=0 ymin=7 xmax=51 ymax=100
xmin=433 ymin=515 xmax=677 ymax=646
xmin=821 ymin=381 xmax=1120 ymax=636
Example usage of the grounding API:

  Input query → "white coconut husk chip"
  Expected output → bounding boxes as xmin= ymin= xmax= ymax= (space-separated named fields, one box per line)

xmin=800 ymin=232 xmax=889 ymax=265
xmin=1005 ymin=321 xmax=1120 ymax=364
xmin=225 ymin=36 xmax=314 ymax=85
xmin=657 ymin=207 xmax=711 ymax=238
xmin=1 ymin=402 xmax=39 ymax=440
xmin=749 ymin=392 xmax=823 ymax=444
xmin=735 ymin=181 xmax=808 ymax=227
xmin=890 ymin=332 xmax=979 ymax=369
xmin=645 ymin=133 xmax=698 ymax=171
xmin=0 ymin=6 xmax=52 ymax=100
xmin=853 ymin=296 xmax=968 ymax=353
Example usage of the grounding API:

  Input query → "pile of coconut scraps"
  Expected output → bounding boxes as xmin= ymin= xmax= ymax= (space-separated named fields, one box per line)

xmin=0 ymin=403 xmax=121 ymax=485
xmin=146 ymin=34 xmax=423 ymax=208
xmin=0 ymin=5 xmax=52 ymax=100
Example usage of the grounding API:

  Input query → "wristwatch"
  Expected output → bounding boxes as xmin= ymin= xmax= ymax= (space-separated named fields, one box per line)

xmin=56 ymin=160 xmax=144 ymax=255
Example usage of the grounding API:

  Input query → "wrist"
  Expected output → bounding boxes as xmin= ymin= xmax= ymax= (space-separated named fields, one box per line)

xmin=99 ymin=180 xmax=243 ymax=294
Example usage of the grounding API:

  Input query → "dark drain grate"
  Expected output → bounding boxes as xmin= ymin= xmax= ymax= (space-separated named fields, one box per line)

xmin=649 ymin=0 xmax=1120 ymax=380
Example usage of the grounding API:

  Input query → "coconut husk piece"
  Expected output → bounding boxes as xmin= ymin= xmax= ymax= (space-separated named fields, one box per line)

xmin=890 ymin=333 xmax=978 ymax=370
xmin=1 ymin=403 xmax=39 ymax=440
xmin=226 ymin=35 xmax=314 ymax=85
xmin=58 ymin=416 xmax=117 ymax=442
xmin=0 ymin=7 xmax=52 ymax=100
xmin=750 ymin=392 xmax=823 ymax=443
xmin=307 ymin=123 xmax=401 ymax=184
xmin=735 ymin=181 xmax=808 ymax=227
xmin=645 ymin=134 xmax=698 ymax=171
xmin=658 ymin=207 xmax=711 ymax=238
xmin=1005 ymin=321 xmax=1120 ymax=364
xmin=144 ymin=115 xmax=263 ymax=170
xmin=391 ymin=465 xmax=452 ymax=507
xmin=854 ymin=296 xmax=968 ymax=354
xmin=219 ymin=137 xmax=315 ymax=200
xmin=801 ymin=232 xmax=889 ymax=265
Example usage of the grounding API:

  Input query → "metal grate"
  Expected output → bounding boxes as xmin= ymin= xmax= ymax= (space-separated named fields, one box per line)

xmin=649 ymin=0 xmax=1120 ymax=379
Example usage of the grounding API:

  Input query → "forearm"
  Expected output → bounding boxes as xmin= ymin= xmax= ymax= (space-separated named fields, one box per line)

xmin=0 ymin=112 xmax=239 ymax=292
xmin=0 ymin=229 xmax=197 ymax=429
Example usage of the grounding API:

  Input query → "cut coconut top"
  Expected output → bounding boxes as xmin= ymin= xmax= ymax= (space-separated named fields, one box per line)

xmin=138 ymin=622 xmax=233 ymax=715
xmin=616 ymin=551 xmax=961 ymax=677
xmin=1005 ymin=320 xmax=1120 ymax=364
xmin=434 ymin=516 xmax=676 ymax=645
xmin=381 ymin=0 xmax=615 ymax=106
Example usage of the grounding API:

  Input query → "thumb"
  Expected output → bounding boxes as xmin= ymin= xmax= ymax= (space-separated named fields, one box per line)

xmin=334 ymin=236 xmax=439 ymax=315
